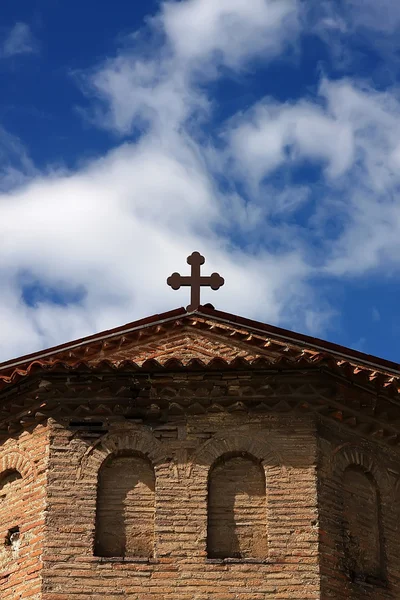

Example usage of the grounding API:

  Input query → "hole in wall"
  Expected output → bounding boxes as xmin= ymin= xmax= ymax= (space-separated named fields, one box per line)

xmin=0 ymin=470 xmax=22 ymax=492
xmin=4 ymin=526 xmax=20 ymax=549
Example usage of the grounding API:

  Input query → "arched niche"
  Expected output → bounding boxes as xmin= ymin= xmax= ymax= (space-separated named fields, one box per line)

xmin=342 ymin=465 xmax=383 ymax=582
xmin=207 ymin=451 xmax=267 ymax=559
xmin=94 ymin=451 xmax=156 ymax=558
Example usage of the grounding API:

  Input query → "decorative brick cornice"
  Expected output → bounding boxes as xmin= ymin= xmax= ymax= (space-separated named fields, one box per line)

xmin=2 ymin=368 xmax=400 ymax=451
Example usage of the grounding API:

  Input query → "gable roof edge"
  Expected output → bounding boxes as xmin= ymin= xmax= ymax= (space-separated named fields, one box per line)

xmin=1 ymin=304 xmax=399 ymax=379
xmin=195 ymin=306 xmax=400 ymax=377
xmin=0 ymin=307 xmax=188 ymax=372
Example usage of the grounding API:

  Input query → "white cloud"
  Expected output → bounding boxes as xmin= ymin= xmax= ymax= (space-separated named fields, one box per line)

xmin=228 ymin=94 xmax=355 ymax=190
xmin=225 ymin=76 xmax=400 ymax=281
xmin=82 ymin=55 xmax=208 ymax=135
xmin=309 ymin=0 xmax=400 ymax=72
xmin=229 ymin=77 xmax=400 ymax=197
xmin=81 ymin=0 xmax=299 ymax=136
xmin=1 ymin=23 xmax=37 ymax=58
xmin=319 ymin=82 xmax=400 ymax=276
xmin=0 ymin=126 xmax=37 ymax=190
xmin=0 ymin=127 xmax=318 ymax=361
xmin=3 ymin=0 xmax=400 ymax=365
xmin=0 ymin=0 xmax=320 ymax=362
xmin=161 ymin=0 xmax=299 ymax=70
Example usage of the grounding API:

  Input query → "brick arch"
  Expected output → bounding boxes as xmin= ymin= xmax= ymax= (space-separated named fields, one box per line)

xmin=330 ymin=443 xmax=390 ymax=493
xmin=94 ymin=452 xmax=156 ymax=558
xmin=0 ymin=450 xmax=37 ymax=482
xmin=190 ymin=429 xmax=286 ymax=480
xmin=331 ymin=443 xmax=387 ymax=581
xmin=207 ymin=451 xmax=268 ymax=559
xmin=77 ymin=428 xmax=165 ymax=480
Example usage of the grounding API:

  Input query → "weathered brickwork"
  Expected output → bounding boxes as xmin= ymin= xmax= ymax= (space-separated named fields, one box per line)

xmin=207 ymin=454 xmax=267 ymax=559
xmin=95 ymin=454 xmax=155 ymax=558
xmin=318 ymin=421 xmax=400 ymax=599
xmin=41 ymin=413 xmax=320 ymax=600
xmin=1 ymin=397 xmax=400 ymax=599
xmin=1 ymin=310 xmax=400 ymax=599
xmin=342 ymin=466 xmax=382 ymax=579
xmin=0 ymin=424 xmax=48 ymax=600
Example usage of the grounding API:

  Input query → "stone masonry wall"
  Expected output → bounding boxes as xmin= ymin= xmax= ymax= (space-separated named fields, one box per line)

xmin=42 ymin=412 xmax=320 ymax=600
xmin=0 ymin=424 xmax=48 ymax=600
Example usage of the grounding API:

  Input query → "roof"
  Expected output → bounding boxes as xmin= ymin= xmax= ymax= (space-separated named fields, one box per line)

xmin=0 ymin=304 xmax=399 ymax=393
xmin=1 ymin=304 xmax=400 ymax=446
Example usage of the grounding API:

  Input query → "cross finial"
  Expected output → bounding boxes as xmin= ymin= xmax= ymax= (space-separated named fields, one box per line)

xmin=167 ymin=251 xmax=224 ymax=311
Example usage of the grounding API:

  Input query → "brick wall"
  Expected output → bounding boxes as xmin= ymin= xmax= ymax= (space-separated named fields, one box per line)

xmin=207 ymin=454 xmax=267 ymax=559
xmin=4 ymin=387 xmax=399 ymax=599
xmin=0 ymin=424 xmax=48 ymax=600
xmin=95 ymin=454 xmax=155 ymax=558
xmin=42 ymin=412 xmax=320 ymax=600
xmin=318 ymin=420 xmax=400 ymax=599
xmin=342 ymin=466 xmax=382 ymax=579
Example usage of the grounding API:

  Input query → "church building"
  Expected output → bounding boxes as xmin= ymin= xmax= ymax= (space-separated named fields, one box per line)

xmin=0 ymin=253 xmax=399 ymax=599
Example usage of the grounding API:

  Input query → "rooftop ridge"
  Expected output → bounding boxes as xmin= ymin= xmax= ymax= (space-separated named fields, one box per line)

xmin=0 ymin=305 xmax=399 ymax=378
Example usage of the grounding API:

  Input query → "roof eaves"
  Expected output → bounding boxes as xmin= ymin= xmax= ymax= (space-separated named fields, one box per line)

xmin=1 ymin=303 xmax=400 ymax=381
xmin=0 ymin=306 xmax=189 ymax=372
xmin=196 ymin=305 xmax=400 ymax=377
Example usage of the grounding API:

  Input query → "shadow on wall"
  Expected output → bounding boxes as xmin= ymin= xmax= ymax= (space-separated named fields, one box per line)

xmin=0 ymin=469 xmax=24 ymax=567
xmin=207 ymin=452 xmax=268 ymax=559
xmin=94 ymin=451 xmax=155 ymax=558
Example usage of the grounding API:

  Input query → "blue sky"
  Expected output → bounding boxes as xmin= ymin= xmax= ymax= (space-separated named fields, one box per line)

xmin=1 ymin=0 xmax=400 ymax=363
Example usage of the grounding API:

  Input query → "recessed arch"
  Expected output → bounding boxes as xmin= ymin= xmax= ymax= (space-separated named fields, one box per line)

xmin=0 ymin=451 xmax=36 ymax=482
xmin=342 ymin=465 xmax=383 ymax=581
xmin=0 ymin=469 xmax=22 ymax=491
xmin=189 ymin=429 xmax=287 ymax=481
xmin=331 ymin=444 xmax=386 ymax=583
xmin=330 ymin=444 xmax=389 ymax=492
xmin=207 ymin=451 xmax=267 ymax=559
xmin=77 ymin=427 xmax=165 ymax=481
xmin=0 ymin=466 xmax=25 ymax=564
xmin=94 ymin=450 xmax=156 ymax=558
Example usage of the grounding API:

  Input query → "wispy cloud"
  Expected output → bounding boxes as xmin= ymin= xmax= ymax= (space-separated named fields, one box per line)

xmin=346 ymin=0 xmax=400 ymax=34
xmin=161 ymin=0 xmax=299 ymax=71
xmin=0 ymin=0 xmax=314 ymax=361
xmin=372 ymin=307 xmax=381 ymax=322
xmin=0 ymin=126 xmax=37 ymax=190
xmin=310 ymin=0 xmax=400 ymax=76
xmin=1 ymin=22 xmax=38 ymax=59
xmin=79 ymin=0 xmax=300 ymax=136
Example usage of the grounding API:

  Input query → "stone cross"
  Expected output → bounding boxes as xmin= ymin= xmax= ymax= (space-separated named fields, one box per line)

xmin=167 ymin=252 xmax=224 ymax=311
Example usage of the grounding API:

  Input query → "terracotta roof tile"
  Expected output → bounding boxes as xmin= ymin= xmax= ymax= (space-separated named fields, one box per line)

xmin=0 ymin=305 xmax=399 ymax=395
